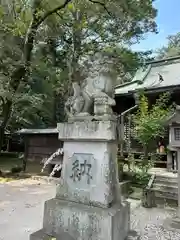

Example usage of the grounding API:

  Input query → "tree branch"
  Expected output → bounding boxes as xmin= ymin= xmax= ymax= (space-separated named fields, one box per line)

xmin=36 ymin=0 xmax=73 ymax=26
xmin=0 ymin=72 xmax=9 ymax=77
xmin=55 ymin=12 xmax=72 ymax=28
xmin=0 ymin=96 xmax=5 ymax=106
xmin=88 ymin=0 xmax=112 ymax=16
xmin=24 ymin=0 xmax=73 ymax=65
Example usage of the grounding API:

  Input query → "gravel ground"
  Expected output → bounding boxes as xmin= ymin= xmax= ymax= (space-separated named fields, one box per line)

xmin=0 ymin=179 xmax=180 ymax=240
xmin=131 ymin=207 xmax=180 ymax=240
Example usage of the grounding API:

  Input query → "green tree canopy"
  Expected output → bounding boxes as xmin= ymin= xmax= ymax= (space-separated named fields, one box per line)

xmin=0 ymin=0 xmax=157 ymax=151
xmin=156 ymin=32 xmax=180 ymax=59
xmin=133 ymin=93 xmax=172 ymax=156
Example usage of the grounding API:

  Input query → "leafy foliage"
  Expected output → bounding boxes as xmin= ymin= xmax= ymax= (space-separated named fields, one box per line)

xmin=156 ymin=32 xmax=180 ymax=59
xmin=133 ymin=93 xmax=172 ymax=151
xmin=35 ymin=0 xmax=157 ymax=84
xmin=123 ymin=162 xmax=151 ymax=187
xmin=0 ymin=0 xmax=157 ymax=151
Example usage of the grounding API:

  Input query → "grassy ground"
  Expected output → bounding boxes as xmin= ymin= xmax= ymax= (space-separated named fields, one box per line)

xmin=0 ymin=157 xmax=22 ymax=172
xmin=0 ymin=157 xmax=48 ymax=182
xmin=129 ymin=187 xmax=143 ymax=200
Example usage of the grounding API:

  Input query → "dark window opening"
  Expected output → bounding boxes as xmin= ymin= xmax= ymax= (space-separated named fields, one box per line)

xmin=174 ymin=128 xmax=180 ymax=140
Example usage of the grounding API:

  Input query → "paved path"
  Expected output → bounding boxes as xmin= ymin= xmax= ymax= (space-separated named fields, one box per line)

xmin=0 ymin=179 xmax=180 ymax=240
xmin=0 ymin=179 xmax=55 ymax=240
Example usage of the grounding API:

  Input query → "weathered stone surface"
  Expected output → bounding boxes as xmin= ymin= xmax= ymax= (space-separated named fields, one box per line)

xmin=64 ymin=55 xmax=116 ymax=120
xmin=126 ymin=230 xmax=140 ymax=240
xmin=162 ymin=150 xmax=180 ymax=231
xmin=30 ymin=119 xmax=129 ymax=240
xmin=93 ymin=94 xmax=115 ymax=118
xmin=56 ymin=141 xmax=120 ymax=208
xmin=119 ymin=181 xmax=131 ymax=199
xmin=56 ymin=120 xmax=121 ymax=208
xmin=30 ymin=229 xmax=52 ymax=240
xmin=30 ymin=229 xmax=75 ymax=240
xmin=146 ymin=170 xmax=178 ymax=207
xmin=39 ymin=198 xmax=130 ymax=240
xmin=142 ymin=188 xmax=156 ymax=208
xmin=57 ymin=121 xmax=117 ymax=141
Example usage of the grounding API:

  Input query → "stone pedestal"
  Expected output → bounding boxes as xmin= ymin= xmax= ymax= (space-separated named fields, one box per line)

xmin=30 ymin=120 xmax=130 ymax=240
xmin=167 ymin=151 xmax=173 ymax=172
xmin=164 ymin=149 xmax=180 ymax=232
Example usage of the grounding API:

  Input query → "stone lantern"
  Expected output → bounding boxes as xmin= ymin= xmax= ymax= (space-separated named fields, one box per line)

xmin=169 ymin=106 xmax=180 ymax=147
xmin=167 ymin=106 xmax=180 ymax=171
xmin=167 ymin=105 xmax=180 ymax=171
xmin=165 ymin=105 xmax=180 ymax=231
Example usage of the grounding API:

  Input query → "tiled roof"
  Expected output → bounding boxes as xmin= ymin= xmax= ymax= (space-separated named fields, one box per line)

xmin=115 ymin=55 xmax=180 ymax=96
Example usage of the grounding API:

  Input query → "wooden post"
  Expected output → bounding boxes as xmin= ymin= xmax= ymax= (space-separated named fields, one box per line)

xmin=119 ymin=115 xmax=124 ymax=157
xmin=127 ymin=115 xmax=131 ymax=153
xmin=6 ymin=137 xmax=10 ymax=152
xmin=167 ymin=151 xmax=172 ymax=172
xmin=22 ymin=136 xmax=28 ymax=172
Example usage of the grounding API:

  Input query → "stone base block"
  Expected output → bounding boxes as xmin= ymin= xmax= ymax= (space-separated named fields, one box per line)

xmin=30 ymin=229 xmax=75 ymax=240
xmin=30 ymin=198 xmax=130 ymax=240
xmin=119 ymin=181 xmax=131 ymax=199
xmin=30 ymin=229 xmax=50 ymax=240
xmin=141 ymin=188 xmax=156 ymax=208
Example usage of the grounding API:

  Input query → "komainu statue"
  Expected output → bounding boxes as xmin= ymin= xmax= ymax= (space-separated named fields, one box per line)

xmin=65 ymin=54 xmax=117 ymax=121
xmin=64 ymin=82 xmax=93 ymax=118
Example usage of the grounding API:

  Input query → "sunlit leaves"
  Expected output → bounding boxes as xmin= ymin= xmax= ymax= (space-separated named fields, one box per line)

xmin=133 ymin=93 xmax=172 ymax=148
xmin=67 ymin=3 xmax=74 ymax=11
xmin=156 ymin=32 xmax=180 ymax=59
xmin=0 ymin=0 xmax=158 ymax=134
xmin=38 ymin=0 xmax=157 ymax=85
xmin=0 ymin=5 xmax=4 ymax=20
xmin=0 ymin=0 xmax=32 ymax=37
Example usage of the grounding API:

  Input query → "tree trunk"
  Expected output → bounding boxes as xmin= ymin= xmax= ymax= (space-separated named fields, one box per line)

xmin=0 ymin=127 xmax=5 ymax=152
xmin=143 ymin=144 xmax=149 ymax=171
xmin=48 ymin=38 xmax=58 ymax=126
xmin=22 ymin=157 xmax=27 ymax=172
xmin=0 ymin=100 xmax=12 ymax=152
xmin=0 ymin=65 xmax=27 ymax=153
xmin=0 ymin=0 xmax=74 ymax=151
